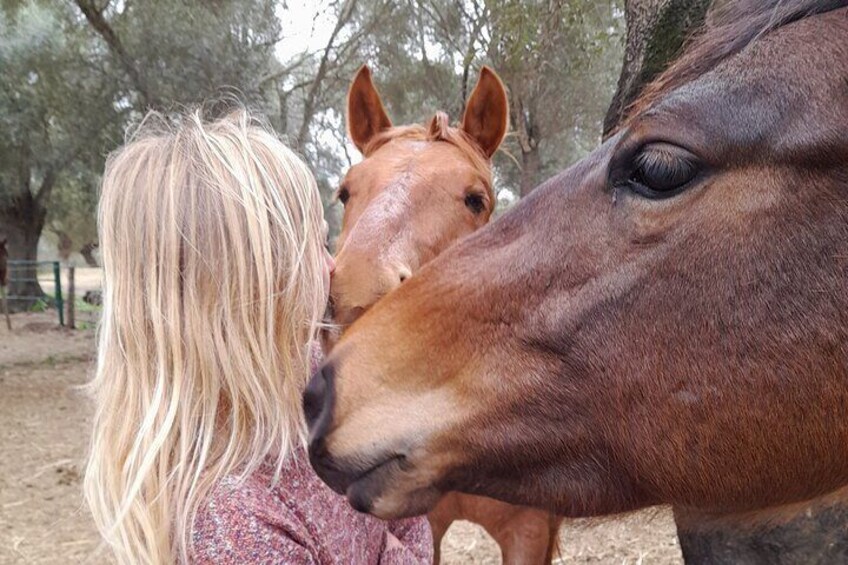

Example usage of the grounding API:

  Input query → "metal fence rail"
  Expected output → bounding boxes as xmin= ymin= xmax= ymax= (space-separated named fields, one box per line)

xmin=6 ymin=260 xmax=64 ymax=325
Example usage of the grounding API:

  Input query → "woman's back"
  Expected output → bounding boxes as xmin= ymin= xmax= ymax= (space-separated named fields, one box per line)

xmin=85 ymin=110 xmax=432 ymax=564
xmin=194 ymin=453 xmax=430 ymax=564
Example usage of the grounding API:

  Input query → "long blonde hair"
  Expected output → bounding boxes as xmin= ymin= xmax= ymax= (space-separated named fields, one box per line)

xmin=85 ymin=110 xmax=327 ymax=564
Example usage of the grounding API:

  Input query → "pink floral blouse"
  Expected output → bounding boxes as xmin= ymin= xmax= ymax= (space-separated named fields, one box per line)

xmin=191 ymin=345 xmax=433 ymax=564
xmin=191 ymin=454 xmax=432 ymax=564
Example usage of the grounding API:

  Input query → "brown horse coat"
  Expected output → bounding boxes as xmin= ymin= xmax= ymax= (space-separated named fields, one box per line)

xmin=326 ymin=67 xmax=563 ymax=563
xmin=305 ymin=0 xmax=848 ymax=525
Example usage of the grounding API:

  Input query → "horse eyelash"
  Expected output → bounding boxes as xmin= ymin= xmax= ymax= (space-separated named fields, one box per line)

xmin=335 ymin=185 xmax=350 ymax=204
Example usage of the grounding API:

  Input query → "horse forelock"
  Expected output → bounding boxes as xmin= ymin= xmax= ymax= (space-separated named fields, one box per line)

xmin=361 ymin=116 xmax=494 ymax=193
xmin=624 ymin=0 xmax=848 ymax=128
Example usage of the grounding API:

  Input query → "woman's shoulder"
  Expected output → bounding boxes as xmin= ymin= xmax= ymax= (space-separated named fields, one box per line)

xmin=195 ymin=465 xmax=278 ymax=523
xmin=191 ymin=453 xmax=388 ymax=564
xmin=191 ymin=458 xmax=319 ymax=563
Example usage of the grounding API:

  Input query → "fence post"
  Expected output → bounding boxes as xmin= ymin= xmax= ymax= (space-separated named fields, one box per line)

xmin=53 ymin=261 xmax=64 ymax=326
xmin=67 ymin=266 xmax=76 ymax=330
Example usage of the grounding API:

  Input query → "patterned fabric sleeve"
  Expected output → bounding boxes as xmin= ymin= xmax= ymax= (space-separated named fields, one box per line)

xmin=380 ymin=517 xmax=434 ymax=564
xmin=192 ymin=480 xmax=317 ymax=565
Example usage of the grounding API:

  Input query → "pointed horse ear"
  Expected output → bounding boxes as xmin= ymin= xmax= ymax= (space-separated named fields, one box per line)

xmin=461 ymin=66 xmax=509 ymax=158
xmin=347 ymin=65 xmax=392 ymax=154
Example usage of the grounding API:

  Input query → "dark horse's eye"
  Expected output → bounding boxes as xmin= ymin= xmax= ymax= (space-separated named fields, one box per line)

xmin=337 ymin=185 xmax=350 ymax=205
xmin=627 ymin=143 xmax=700 ymax=198
xmin=464 ymin=193 xmax=486 ymax=215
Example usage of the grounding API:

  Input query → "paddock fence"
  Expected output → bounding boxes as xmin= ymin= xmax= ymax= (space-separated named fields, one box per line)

xmin=3 ymin=260 xmax=103 ymax=328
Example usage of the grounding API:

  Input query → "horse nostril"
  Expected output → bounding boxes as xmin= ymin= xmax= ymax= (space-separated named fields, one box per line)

xmin=303 ymin=363 xmax=336 ymax=455
xmin=304 ymin=364 xmax=328 ymax=428
xmin=302 ymin=371 xmax=323 ymax=427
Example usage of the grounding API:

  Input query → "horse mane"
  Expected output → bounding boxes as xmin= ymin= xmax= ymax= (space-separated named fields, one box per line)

xmin=361 ymin=111 xmax=494 ymax=190
xmin=626 ymin=0 xmax=848 ymax=123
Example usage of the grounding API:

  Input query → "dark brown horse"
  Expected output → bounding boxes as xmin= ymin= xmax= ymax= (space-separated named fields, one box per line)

xmin=0 ymin=237 xmax=10 ymax=330
xmin=324 ymin=65 xmax=563 ymax=564
xmin=0 ymin=237 xmax=8 ymax=287
xmin=306 ymin=1 xmax=848 ymax=562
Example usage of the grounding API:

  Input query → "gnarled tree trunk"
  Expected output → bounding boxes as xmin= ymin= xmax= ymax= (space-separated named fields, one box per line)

xmin=1 ymin=190 xmax=48 ymax=312
xmin=513 ymin=93 xmax=542 ymax=198
xmin=603 ymin=0 xmax=711 ymax=138
xmin=80 ymin=242 xmax=99 ymax=267
xmin=55 ymin=230 xmax=73 ymax=263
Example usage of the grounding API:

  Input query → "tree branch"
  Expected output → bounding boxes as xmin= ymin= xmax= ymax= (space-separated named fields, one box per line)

xmin=297 ymin=0 xmax=359 ymax=146
xmin=259 ymin=53 xmax=311 ymax=87
xmin=34 ymin=168 xmax=57 ymax=206
xmin=74 ymin=0 xmax=160 ymax=108
xmin=460 ymin=15 xmax=486 ymax=105
xmin=603 ymin=0 xmax=710 ymax=136
xmin=421 ymin=1 xmax=464 ymax=55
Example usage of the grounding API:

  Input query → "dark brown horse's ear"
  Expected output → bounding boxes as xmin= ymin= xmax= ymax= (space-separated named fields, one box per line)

xmin=347 ymin=65 xmax=392 ymax=154
xmin=461 ymin=66 xmax=509 ymax=158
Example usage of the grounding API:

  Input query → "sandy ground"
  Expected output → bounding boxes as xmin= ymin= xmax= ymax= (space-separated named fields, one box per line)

xmin=37 ymin=268 xmax=102 ymax=298
xmin=0 ymin=311 xmax=682 ymax=564
xmin=0 ymin=312 xmax=106 ymax=564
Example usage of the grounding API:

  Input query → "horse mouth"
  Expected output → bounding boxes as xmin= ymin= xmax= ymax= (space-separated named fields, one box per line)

xmin=309 ymin=448 xmax=406 ymax=512
xmin=321 ymin=297 xmax=369 ymax=350
xmin=344 ymin=454 xmax=406 ymax=512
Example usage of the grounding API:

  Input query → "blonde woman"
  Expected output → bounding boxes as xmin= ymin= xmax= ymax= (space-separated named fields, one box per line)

xmin=85 ymin=110 xmax=432 ymax=564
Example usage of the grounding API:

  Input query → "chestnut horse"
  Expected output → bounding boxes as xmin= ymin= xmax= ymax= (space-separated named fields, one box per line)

xmin=323 ymin=66 xmax=562 ymax=564
xmin=307 ymin=1 xmax=848 ymax=563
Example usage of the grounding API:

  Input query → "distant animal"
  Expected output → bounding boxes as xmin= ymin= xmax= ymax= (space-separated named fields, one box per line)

xmin=0 ymin=237 xmax=10 ymax=330
xmin=83 ymin=290 xmax=103 ymax=306
xmin=320 ymin=65 xmax=563 ymax=564
xmin=0 ymin=237 xmax=8 ymax=287
xmin=307 ymin=2 xmax=848 ymax=564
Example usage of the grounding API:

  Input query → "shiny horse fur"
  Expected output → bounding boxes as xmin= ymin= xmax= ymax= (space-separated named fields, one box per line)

xmin=308 ymin=3 xmax=848 ymax=562
xmin=324 ymin=65 xmax=563 ymax=563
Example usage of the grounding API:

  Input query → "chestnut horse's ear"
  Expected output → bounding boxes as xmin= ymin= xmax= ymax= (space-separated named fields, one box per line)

xmin=347 ymin=66 xmax=392 ymax=153
xmin=461 ymin=66 xmax=509 ymax=158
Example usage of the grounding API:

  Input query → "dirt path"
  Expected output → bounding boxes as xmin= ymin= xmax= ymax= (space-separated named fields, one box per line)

xmin=0 ymin=312 xmax=682 ymax=564
xmin=0 ymin=314 xmax=106 ymax=564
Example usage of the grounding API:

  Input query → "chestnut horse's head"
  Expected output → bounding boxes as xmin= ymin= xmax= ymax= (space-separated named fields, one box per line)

xmin=306 ymin=1 xmax=848 ymax=520
xmin=323 ymin=66 xmax=508 ymax=344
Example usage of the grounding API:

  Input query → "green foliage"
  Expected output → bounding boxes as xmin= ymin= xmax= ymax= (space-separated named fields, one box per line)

xmin=2 ymin=0 xmax=624 ymax=252
xmin=0 ymin=0 xmax=283 ymax=264
xmin=99 ymin=0 xmax=281 ymax=112
xmin=28 ymin=297 xmax=48 ymax=312
xmin=486 ymin=0 xmax=625 ymax=191
xmin=73 ymin=297 xmax=100 ymax=314
xmin=0 ymin=3 xmax=121 ymax=205
xmin=47 ymin=165 xmax=99 ymax=258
